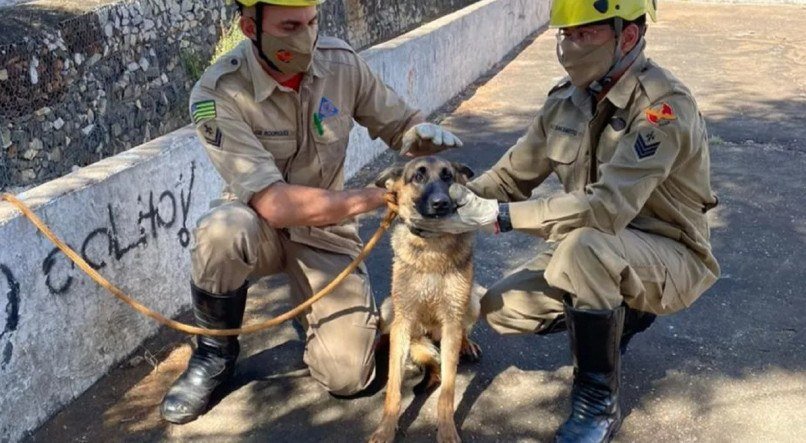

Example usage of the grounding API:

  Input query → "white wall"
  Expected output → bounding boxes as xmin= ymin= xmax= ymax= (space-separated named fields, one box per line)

xmin=0 ymin=0 xmax=550 ymax=440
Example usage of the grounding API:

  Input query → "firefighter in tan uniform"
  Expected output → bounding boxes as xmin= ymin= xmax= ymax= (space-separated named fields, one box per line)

xmin=409 ymin=1 xmax=720 ymax=441
xmin=160 ymin=0 xmax=463 ymax=424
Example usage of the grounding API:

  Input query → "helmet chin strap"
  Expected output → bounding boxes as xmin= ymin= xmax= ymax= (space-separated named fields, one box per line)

xmin=253 ymin=4 xmax=283 ymax=73
xmin=587 ymin=18 xmax=645 ymax=95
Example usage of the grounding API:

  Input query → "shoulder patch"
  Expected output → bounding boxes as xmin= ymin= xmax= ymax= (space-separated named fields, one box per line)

xmin=200 ymin=56 xmax=243 ymax=90
xmin=316 ymin=36 xmax=356 ymax=53
xmin=191 ymin=100 xmax=217 ymax=124
xmin=645 ymin=102 xmax=677 ymax=127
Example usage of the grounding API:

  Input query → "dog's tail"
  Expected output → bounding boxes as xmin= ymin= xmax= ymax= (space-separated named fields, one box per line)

xmin=380 ymin=297 xmax=439 ymax=367
xmin=410 ymin=336 xmax=440 ymax=369
xmin=411 ymin=336 xmax=441 ymax=391
xmin=379 ymin=297 xmax=393 ymax=335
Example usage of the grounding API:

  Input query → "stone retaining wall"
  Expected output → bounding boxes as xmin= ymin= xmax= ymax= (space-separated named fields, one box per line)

xmin=0 ymin=0 xmax=480 ymax=192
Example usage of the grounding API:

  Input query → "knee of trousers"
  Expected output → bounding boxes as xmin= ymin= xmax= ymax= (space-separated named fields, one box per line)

xmin=308 ymin=351 xmax=375 ymax=396
xmin=545 ymin=227 xmax=619 ymax=302
xmin=479 ymin=285 xmax=506 ymax=324
xmin=478 ymin=284 xmax=527 ymax=335
xmin=192 ymin=203 xmax=263 ymax=273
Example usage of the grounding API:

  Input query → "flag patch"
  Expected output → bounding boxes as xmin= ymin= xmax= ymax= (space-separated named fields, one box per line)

xmin=634 ymin=133 xmax=661 ymax=160
xmin=192 ymin=100 xmax=217 ymax=124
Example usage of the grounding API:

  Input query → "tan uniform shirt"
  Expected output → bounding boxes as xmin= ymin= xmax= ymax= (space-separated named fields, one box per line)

xmin=189 ymin=38 xmax=423 ymax=257
xmin=469 ymin=53 xmax=720 ymax=277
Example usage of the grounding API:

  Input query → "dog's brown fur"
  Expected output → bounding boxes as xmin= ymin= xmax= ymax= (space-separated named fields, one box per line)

xmin=369 ymin=156 xmax=481 ymax=443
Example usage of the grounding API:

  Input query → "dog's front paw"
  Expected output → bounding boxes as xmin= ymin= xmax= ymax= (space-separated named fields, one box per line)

xmin=437 ymin=422 xmax=462 ymax=443
xmin=369 ymin=422 xmax=396 ymax=443
xmin=460 ymin=337 xmax=482 ymax=362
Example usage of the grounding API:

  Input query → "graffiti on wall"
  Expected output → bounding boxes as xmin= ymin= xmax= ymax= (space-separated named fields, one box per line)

xmin=0 ymin=161 xmax=197 ymax=369
xmin=0 ymin=264 xmax=20 ymax=370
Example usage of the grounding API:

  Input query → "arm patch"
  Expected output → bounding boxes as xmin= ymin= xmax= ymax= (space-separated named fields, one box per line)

xmin=191 ymin=100 xmax=217 ymax=124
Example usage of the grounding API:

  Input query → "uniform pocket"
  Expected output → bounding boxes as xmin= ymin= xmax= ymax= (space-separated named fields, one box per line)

xmin=659 ymin=244 xmax=703 ymax=315
xmin=258 ymin=138 xmax=297 ymax=173
xmin=313 ymin=114 xmax=352 ymax=146
xmin=313 ymin=114 xmax=353 ymax=177
xmin=546 ymin=132 xmax=582 ymax=190
xmin=546 ymin=134 xmax=581 ymax=164
xmin=258 ymin=137 xmax=297 ymax=160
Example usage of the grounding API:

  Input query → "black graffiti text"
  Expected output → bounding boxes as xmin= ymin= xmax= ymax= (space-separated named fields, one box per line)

xmin=42 ymin=162 xmax=197 ymax=295
xmin=0 ymin=264 xmax=20 ymax=370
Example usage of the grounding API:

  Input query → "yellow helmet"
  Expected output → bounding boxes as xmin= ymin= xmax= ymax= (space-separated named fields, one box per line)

xmin=550 ymin=0 xmax=657 ymax=28
xmin=235 ymin=0 xmax=324 ymax=7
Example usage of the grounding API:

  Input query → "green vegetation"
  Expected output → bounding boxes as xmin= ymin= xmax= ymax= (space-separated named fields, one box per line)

xmin=179 ymin=17 xmax=245 ymax=83
xmin=180 ymin=49 xmax=205 ymax=83
xmin=211 ymin=17 xmax=247 ymax=64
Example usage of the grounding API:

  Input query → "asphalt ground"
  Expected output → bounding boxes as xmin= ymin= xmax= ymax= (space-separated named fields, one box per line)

xmin=29 ymin=2 xmax=806 ymax=442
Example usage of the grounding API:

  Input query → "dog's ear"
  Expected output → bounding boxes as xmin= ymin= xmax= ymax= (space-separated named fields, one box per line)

xmin=452 ymin=163 xmax=475 ymax=181
xmin=375 ymin=165 xmax=404 ymax=189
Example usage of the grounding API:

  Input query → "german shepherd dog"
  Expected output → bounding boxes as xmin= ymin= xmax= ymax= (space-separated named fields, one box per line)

xmin=369 ymin=156 xmax=482 ymax=443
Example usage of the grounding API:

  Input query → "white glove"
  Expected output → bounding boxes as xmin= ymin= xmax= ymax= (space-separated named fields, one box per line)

xmin=408 ymin=184 xmax=499 ymax=234
xmin=400 ymin=123 xmax=464 ymax=156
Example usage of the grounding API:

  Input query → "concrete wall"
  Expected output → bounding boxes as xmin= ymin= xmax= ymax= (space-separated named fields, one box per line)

xmin=0 ymin=0 xmax=550 ymax=440
xmin=0 ymin=0 xmax=30 ymax=7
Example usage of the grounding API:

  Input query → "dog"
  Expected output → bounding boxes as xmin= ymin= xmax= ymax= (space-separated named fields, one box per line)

xmin=369 ymin=156 xmax=482 ymax=443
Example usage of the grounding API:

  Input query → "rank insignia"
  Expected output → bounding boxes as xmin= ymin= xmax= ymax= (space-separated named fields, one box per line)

xmin=202 ymin=122 xmax=222 ymax=147
xmin=634 ymin=132 xmax=661 ymax=160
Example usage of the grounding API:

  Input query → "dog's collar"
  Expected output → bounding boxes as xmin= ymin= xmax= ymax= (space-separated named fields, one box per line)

xmin=408 ymin=226 xmax=442 ymax=239
xmin=409 ymin=226 xmax=428 ymax=237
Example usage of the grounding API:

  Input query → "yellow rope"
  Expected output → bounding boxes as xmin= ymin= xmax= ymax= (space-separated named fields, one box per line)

xmin=1 ymin=192 xmax=398 ymax=337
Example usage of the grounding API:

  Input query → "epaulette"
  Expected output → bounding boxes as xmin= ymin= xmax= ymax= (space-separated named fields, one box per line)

xmin=547 ymin=77 xmax=573 ymax=96
xmin=200 ymin=54 xmax=243 ymax=90
xmin=317 ymin=36 xmax=357 ymax=53
xmin=637 ymin=61 xmax=676 ymax=103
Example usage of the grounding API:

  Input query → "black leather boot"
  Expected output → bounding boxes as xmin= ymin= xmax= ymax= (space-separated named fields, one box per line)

xmin=554 ymin=303 xmax=625 ymax=443
xmin=620 ymin=306 xmax=656 ymax=354
xmin=160 ymin=282 xmax=248 ymax=424
xmin=537 ymin=306 xmax=655 ymax=355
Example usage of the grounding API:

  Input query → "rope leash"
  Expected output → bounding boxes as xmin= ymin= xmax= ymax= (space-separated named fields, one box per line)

xmin=1 ymin=192 xmax=398 ymax=337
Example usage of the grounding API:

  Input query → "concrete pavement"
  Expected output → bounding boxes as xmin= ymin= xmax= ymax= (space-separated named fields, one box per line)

xmin=29 ymin=1 xmax=806 ymax=441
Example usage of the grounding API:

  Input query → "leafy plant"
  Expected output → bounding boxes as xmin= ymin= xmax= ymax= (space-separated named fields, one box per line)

xmin=210 ymin=17 xmax=247 ymax=65
xmin=180 ymin=50 xmax=205 ymax=82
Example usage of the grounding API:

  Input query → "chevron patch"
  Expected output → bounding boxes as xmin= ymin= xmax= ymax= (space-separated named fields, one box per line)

xmin=634 ymin=132 xmax=661 ymax=160
xmin=201 ymin=122 xmax=222 ymax=147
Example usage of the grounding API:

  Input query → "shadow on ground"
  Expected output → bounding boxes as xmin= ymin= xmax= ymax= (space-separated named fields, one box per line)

xmin=27 ymin=2 xmax=806 ymax=441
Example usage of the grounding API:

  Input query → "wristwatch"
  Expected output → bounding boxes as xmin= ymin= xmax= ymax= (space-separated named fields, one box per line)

xmin=496 ymin=203 xmax=513 ymax=234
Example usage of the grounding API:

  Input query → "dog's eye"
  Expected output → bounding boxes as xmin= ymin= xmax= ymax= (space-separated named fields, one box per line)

xmin=440 ymin=168 xmax=454 ymax=182
xmin=413 ymin=167 xmax=427 ymax=183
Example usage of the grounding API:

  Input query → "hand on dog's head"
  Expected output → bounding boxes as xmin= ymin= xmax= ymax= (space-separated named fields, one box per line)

xmin=375 ymin=156 xmax=474 ymax=221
